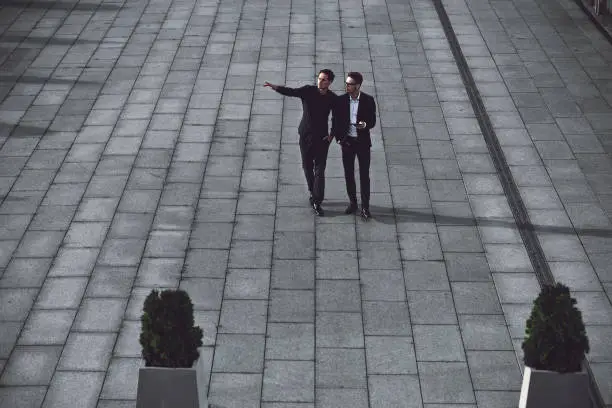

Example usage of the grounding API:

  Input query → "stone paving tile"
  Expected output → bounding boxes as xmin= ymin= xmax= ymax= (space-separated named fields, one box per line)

xmin=34 ymin=277 xmax=88 ymax=310
xmin=0 ymin=288 xmax=38 ymax=321
xmin=591 ymin=363 xmax=612 ymax=405
xmin=316 ymin=312 xmax=364 ymax=348
xmin=459 ymin=314 xmax=514 ymax=351
xmin=0 ymin=346 xmax=62 ymax=386
xmin=365 ymin=336 xmax=417 ymax=375
xmin=73 ymin=298 xmax=126 ymax=332
xmin=451 ymin=282 xmax=503 ymax=315
xmin=99 ymin=358 xmax=143 ymax=400
xmin=269 ymin=290 xmax=314 ymax=323
xmin=361 ymin=269 xmax=406 ymax=301
xmin=414 ymin=325 xmax=465 ymax=362
xmin=18 ymin=310 xmax=75 ymax=346
xmin=224 ymin=268 xmax=270 ymax=300
xmin=403 ymin=261 xmax=450 ymax=290
xmin=316 ymin=280 xmax=360 ymax=312
xmin=418 ymin=362 xmax=476 ymax=404
xmin=85 ymin=267 xmax=136 ymax=298
xmin=266 ymin=323 xmax=314 ymax=361
xmin=0 ymin=323 xmax=21 ymax=359
xmin=363 ymin=301 xmax=412 ymax=336
xmin=209 ymin=373 xmax=262 ymax=408
xmin=179 ymin=278 xmax=224 ymax=311
xmin=0 ymin=387 xmax=47 ymax=408
xmin=262 ymin=361 xmax=314 ymax=403
xmin=467 ymin=351 xmax=522 ymax=391
xmin=212 ymin=334 xmax=265 ymax=373
xmin=135 ymin=258 xmax=182 ymax=288
xmin=184 ymin=249 xmax=229 ymax=278
xmin=317 ymin=388 xmax=369 ymax=408
xmin=407 ymin=291 xmax=458 ymax=324
xmin=271 ymin=259 xmax=315 ymax=290
xmin=475 ymin=391 xmax=520 ymax=408
xmin=316 ymin=251 xmax=358 ymax=280
xmin=114 ymin=321 xmax=141 ymax=358
xmin=369 ymin=376 xmax=422 ymax=408
xmin=219 ymin=300 xmax=268 ymax=334
xmin=316 ymin=348 xmax=366 ymax=389
xmin=42 ymin=371 xmax=105 ymax=408
xmin=48 ymin=248 xmax=99 ymax=277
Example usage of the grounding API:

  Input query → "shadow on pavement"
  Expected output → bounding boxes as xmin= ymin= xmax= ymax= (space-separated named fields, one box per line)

xmin=0 ymin=121 xmax=51 ymax=138
xmin=338 ymin=204 xmax=612 ymax=239
xmin=0 ymin=0 xmax=122 ymax=11
xmin=0 ymin=75 xmax=102 ymax=85
xmin=0 ymin=35 xmax=101 ymax=46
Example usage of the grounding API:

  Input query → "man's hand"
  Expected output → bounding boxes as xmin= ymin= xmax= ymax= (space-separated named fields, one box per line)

xmin=356 ymin=121 xmax=367 ymax=130
xmin=263 ymin=81 xmax=277 ymax=90
xmin=325 ymin=135 xmax=334 ymax=142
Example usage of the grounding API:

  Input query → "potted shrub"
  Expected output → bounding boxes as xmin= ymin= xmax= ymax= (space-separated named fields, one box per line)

xmin=136 ymin=289 xmax=207 ymax=408
xmin=519 ymin=282 xmax=590 ymax=408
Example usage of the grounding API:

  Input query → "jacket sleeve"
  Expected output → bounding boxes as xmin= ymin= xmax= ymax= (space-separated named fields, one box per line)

xmin=366 ymin=95 xmax=376 ymax=130
xmin=275 ymin=85 xmax=307 ymax=98
xmin=330 ymin=97 xmax=342 ymax=142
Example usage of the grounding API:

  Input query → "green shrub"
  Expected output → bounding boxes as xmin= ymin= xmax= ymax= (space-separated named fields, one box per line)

xmin=522 ymin=282 xmax=589 ymax=373
xmin=140 ymin=289 xmax=203 ymax=368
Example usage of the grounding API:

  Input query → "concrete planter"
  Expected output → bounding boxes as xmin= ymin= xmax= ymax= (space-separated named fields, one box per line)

xmin=136 ymin=349 xmax=210 ymax=408
xmin=519 ymin=366 xmax=590 ymax=408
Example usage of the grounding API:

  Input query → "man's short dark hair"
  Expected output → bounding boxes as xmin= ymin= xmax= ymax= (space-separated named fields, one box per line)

xmin=347 ymin=71 xmax=363 ymax=85
xmin=319 ymin=69 xmax=335 ymax=82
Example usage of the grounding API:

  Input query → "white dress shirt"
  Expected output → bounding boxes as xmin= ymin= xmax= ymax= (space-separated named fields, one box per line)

xmin=349 ymin=93 xmax=360 ymax=138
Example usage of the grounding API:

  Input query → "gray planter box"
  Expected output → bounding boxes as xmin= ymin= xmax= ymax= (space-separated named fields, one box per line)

xmin=519 ymin=366 xmax=590 ymax=408
xmin=136 ymin=350 xmax=210 ymax=408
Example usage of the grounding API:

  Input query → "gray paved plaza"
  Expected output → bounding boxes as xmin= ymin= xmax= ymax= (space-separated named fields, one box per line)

xmin=1 ymin=0 xmax=612 ymax=406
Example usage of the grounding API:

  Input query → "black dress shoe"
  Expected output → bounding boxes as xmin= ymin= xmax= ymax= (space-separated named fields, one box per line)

xmin=313 ymin=203 xmax=324 ymax=216
xmin=361 ymin=208 xmax=371 ymax=221
xmin=344 ymin=203 xmax=357 ymax=215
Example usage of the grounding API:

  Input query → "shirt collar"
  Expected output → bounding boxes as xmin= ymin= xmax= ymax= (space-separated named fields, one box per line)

xmin=350 ymin=92 xmax=360 ymax=101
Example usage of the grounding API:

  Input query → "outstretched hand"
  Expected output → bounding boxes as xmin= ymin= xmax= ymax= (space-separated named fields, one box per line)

xmin=263 ymin=81 xmax=277 ymax=90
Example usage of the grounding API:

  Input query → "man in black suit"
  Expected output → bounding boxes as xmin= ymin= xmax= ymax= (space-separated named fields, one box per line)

xmin=331 ymin=72 xmax=377 ymax=220
xmin=264 ymin=69 xmax=336 ymax=216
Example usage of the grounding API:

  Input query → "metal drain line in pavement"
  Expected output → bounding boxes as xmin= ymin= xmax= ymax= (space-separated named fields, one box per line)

xmin=431 ymin=0 xmax=606 ymax=406
xmin=571 ymin=0 xmax=612 ymax=46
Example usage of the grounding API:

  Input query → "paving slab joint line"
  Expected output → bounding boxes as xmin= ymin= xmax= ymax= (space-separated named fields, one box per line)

xmin=432 ymin=0 xmax=606 ymax=406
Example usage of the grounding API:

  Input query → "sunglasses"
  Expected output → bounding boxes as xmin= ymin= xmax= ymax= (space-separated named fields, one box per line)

xmin=345 ymin=82 xmax=357 ymax=86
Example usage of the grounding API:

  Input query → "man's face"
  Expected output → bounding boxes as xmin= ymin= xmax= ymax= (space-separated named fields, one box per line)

xmin=317 ymin=73 xmax=330 ymax=90
xmin=345 ymin=76 xmax=360 ymax=93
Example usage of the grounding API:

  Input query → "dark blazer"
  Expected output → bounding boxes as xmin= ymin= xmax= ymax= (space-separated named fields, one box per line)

xmin=331 ymin=92 xmax=377 ymax=147
xmin=275 ymin=85 xmax=336 ymax=142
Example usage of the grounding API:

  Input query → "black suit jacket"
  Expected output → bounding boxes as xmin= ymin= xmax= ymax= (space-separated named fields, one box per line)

xmin=331 ymin=92 xmax=376 ymax=147
xmin=275 ymin=85 xmax=336 ymax=144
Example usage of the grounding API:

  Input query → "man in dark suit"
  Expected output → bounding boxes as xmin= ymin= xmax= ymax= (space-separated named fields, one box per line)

xmin=331 ymin=72 xmax=377 ymax=220
xmin=264 ymin=69 xmax=336 ymax=216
